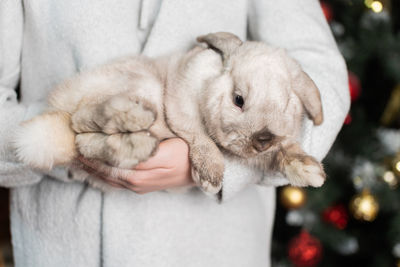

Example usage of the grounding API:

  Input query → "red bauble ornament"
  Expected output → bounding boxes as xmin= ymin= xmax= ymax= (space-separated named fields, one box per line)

xmin=349 ymin=71 xmax=361 ymax=102
xmin=288 ymin=231 xmax=323 ymax=267
xmin=320 ymin=2 xmax=333 ymax=22
xmin=344 ymin=113 xmax=352 ymax=125
xmin=322 ymin=204 xmax=349 ymax=229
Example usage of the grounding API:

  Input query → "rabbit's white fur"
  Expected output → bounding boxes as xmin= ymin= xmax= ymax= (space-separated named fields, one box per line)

xmin=14 ymin=32 xmax=325 ymax=193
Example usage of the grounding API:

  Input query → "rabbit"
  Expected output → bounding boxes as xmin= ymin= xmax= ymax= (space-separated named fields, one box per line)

xmin=14 ymin=32 xmax=325 ymax=194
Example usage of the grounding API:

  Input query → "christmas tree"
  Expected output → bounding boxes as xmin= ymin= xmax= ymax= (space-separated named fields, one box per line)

xmin=272 ymin=1 xmax=400 ymax=266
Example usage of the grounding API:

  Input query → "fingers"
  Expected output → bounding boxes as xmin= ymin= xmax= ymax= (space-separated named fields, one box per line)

xmin=125 ymin=168 xmax=170 ymax=187
xmin=125 ymin=166 xmax=194 ymax=193
xmin=78 ymin=156 xmax=134 ymax=188
xmin=77 ymin=157 xmax=175 ymax=193
xmin=78 ymin=156 xmax=130 ymax=178
xmin=77 ymin=137 xmax=193 ymax=194
xmin=133 ymin=143 xmax=171 ymax=170
xmin=78 ymin=158 xmax=122 ymax=188
xmin=135 ymin=138 xmax=188 ymax=170
xmin=78 ymin=162 xmax=123 ymax=188
xmin=104 ymin=181 xmax=126 ymax=189
xmin=79 ymin=160 xmax=192 ymax=194
xmin=79 ymin=155 xmax=189 ymax=193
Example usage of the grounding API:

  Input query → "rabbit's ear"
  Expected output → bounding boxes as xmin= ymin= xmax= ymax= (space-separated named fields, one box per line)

xmin=197 ymin=32 xmax=242 ymax=70
xmin=286 ymin=55 xmax=323 ymax=125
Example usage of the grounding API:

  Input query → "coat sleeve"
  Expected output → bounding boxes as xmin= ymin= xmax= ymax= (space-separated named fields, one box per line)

xmin=220 ymin=0 xmax=350 ymax=200
xmin=0 ymin=1 xmax=78 ymax=187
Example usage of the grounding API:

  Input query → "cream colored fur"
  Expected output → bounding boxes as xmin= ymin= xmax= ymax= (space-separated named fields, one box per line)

xmin=14 ymin=32 xmax=326 ymax=193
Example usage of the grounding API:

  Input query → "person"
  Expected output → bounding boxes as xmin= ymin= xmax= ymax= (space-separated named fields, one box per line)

xmin=0 ymin=0 xmax=349 ymax=266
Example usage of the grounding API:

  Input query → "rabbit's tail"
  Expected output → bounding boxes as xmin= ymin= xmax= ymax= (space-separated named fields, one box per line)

xmin=13 ymin=111 xmax=77 ymax=170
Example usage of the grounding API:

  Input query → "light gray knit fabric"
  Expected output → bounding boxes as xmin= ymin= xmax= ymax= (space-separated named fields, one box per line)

xmin=0 ymin=0 xmax=349 ymax=266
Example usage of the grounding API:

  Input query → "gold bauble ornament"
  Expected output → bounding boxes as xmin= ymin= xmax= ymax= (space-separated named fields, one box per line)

xmin=392 ymin=154 xmax=400 ymax=177
xmin=280 ymin=186 xmax=306 ymax=209
xmin=382 ymin=170 xmax=398 ymax=188
xmin=349 ymin=189 xmax=379 ymax=222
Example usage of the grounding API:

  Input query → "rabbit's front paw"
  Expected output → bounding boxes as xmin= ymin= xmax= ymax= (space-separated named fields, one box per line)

xmin=190 ymin=147 xmax=224 ymax=194
xmin=191 ymin=163 xmax=224 ymax=194
xmin=76 ymin=131 xmax=158 ymax=168
xmin=72 ymin=94 xmax=157 ymax=134
xmin=284 ymin=155 xmax=325 ymax=187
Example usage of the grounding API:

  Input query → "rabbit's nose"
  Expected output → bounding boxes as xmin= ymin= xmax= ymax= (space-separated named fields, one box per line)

xmin=252 ymin=130 xmax=275 ymax=152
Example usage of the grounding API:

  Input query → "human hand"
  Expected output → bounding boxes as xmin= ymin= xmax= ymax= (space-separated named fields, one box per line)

xmin=78 ymin=138 xmax=194 ymax=194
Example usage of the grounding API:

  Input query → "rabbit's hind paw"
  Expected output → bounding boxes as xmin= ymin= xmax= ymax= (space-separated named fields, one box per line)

xmin=76 ymin=131 xmax=159 ymax=169
xmin=72 ymin=94 xmax=157 ymax=135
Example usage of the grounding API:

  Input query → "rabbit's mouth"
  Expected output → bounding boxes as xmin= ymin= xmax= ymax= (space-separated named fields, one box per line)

xmin=219 ymin=130 xmax=285 ymax=159
xmin=219 ymin=133 xmax=260 ymax=158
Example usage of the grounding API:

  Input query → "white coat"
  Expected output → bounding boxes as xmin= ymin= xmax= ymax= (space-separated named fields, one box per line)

xmin=0 ymin=0 xmax=349 ymax=266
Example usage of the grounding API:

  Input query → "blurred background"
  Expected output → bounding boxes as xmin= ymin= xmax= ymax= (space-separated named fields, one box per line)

xmin=272 ymin=0 xmax=400 ymax=266
xmin=0 ymin=0 xmax=399 ymax=267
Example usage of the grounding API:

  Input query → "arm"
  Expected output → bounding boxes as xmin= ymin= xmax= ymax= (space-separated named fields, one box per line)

xmin=220 ymin=0 xmax=350 ymax=199
xmin=0 ymin=0 xmax=41 ymax=187
xmin=0 ymin=0 xmax=78 ymax=187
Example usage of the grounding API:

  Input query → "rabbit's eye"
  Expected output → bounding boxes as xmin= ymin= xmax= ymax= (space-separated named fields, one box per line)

xmin=234 ymin=94 xmax=244 ymax=109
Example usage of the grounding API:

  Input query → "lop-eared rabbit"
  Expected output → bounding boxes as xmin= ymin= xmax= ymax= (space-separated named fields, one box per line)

xmin=15 ymin=32 xmax=325 ymax=193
